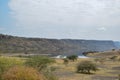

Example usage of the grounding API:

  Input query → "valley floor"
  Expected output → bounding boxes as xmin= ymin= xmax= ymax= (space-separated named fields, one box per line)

xmin=52 ymin=58 xmax=120 ymax=80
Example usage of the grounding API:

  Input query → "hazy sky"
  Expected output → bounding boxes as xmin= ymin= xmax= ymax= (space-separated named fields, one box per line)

xmin=0 ymin=0 xmax=120 ymax=41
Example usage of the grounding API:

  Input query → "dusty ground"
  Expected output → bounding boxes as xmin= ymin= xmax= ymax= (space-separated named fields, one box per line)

xmin=52 ymin=57 xmax=120 ymax=80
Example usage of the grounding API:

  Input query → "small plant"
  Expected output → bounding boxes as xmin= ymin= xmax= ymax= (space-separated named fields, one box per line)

xmin=2 ymin=66 xmax=45 ymax=80
xmin=77 ymin=60 xmax=98 ymax=74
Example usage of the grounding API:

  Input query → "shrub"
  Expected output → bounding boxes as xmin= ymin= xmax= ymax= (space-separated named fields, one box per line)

xmin=25 ymin=56 xmax=55 ymax=71
xmin=2 ymin=66 xmax=45 ymax=80
xmin=77 ymin=60 xmax=98 ymax=74
xmin=67 ymin=55 xmax=78 ymax=61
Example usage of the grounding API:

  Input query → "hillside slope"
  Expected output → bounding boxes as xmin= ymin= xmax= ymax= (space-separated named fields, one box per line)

xmin=0 ymin=34 xmax=117 ymax=55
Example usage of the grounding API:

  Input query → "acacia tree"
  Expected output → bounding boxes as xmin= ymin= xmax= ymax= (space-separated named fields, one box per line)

xmin=67 ymin=55 xmax=78 ymax=61
xmin=77 ymin=61 xmax=98 ymax=74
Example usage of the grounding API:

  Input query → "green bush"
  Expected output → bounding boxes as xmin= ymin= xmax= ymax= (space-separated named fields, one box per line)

xmin=25 ymin=56 xmax=55 ymax=71
xmin=77 ymin=60 xmax=98 ymax=74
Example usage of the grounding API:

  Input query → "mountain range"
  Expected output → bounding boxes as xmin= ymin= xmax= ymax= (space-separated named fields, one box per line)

xmin=0 ymin=34 xmax=118 ymax=55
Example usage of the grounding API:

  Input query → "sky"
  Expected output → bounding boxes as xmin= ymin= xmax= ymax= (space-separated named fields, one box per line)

xmin=0 ymin=0 xmax=120 ymax=41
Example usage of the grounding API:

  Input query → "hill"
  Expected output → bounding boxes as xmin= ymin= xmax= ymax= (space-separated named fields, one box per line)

xmin=0 ymin=34 xmax=117 ymax=55
xmin=85 ymin=50 xmax=120 ymax=58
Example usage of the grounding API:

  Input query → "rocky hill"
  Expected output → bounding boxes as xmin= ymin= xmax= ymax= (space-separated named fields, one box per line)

xmin=0 ymin=34 xmax=117 ymax=55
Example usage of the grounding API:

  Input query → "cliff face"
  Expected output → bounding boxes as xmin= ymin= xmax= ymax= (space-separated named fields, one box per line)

xmin=0 ymin=34 xmax=117 ymax=55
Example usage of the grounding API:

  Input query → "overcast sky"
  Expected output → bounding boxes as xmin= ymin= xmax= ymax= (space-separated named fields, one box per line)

xmin=0 ymin=0 xmax=120 ymax=41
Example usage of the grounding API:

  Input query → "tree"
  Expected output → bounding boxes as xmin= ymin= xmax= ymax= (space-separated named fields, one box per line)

xmin=25 ymin=56 xmax=55 ymax=71
xmin=67 ymin=55 xmax=78 ymax=61
xmin=77 ymin=61 xmax=98 ymax=74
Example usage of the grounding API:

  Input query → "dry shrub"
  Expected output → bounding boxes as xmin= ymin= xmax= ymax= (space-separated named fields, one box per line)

xmin=2 ymin=66 xmax=45 ymax=80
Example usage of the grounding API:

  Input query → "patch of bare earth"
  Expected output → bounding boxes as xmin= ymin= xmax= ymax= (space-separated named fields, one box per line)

xmin=92 ymin=76 xmax=118 ymax=80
